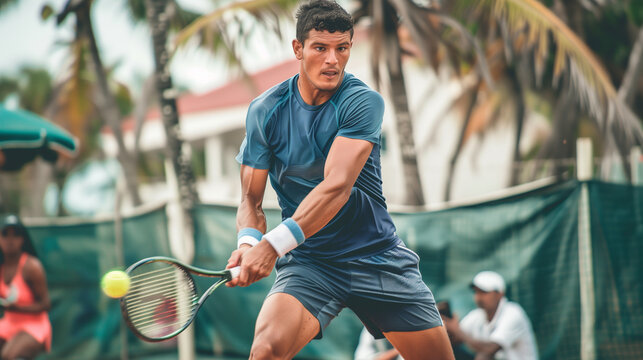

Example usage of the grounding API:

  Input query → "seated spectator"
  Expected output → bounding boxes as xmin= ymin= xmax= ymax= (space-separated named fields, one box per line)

xmin=443 ymin=271 xmax=538 ymax=360
xmin=354 ymin=326 xmax=403 ymax=360
xmin=0 ymin=215 xmax=52 ymax=360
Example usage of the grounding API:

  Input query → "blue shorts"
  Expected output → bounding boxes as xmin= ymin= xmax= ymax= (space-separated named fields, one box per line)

xmin=267 ymin=242 xmax=443 ymax=339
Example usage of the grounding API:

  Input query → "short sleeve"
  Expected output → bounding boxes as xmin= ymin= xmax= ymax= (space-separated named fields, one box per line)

xmin=236 ymin=101 xmax=272 ymax=169
xmin=459 ymin=309 xmax=482 ymax=337
xmin=336 ymin=89 xmax=384 ymax=144
xmin=489 ymin=306 xmax=529 ymax=349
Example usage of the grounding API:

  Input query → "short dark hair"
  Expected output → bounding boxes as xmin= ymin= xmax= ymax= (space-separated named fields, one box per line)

xmin=295 ymin=0 xmax=354 ymax=44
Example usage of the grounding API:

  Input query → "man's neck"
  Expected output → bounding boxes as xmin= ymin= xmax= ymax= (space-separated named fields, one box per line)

xmin=486 ymin=297 xmax=505 ymax=321
xmin=297 ymin=75 xmax=342 ymax=106
xmin=486 ymin=307 xmax=497 ymax=321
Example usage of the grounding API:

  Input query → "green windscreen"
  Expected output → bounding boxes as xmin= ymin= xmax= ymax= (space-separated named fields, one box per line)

xmin=23 ymin=180 xmax=643 ymax=359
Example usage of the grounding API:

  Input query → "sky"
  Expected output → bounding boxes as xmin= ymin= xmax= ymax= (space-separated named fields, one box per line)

xmin=0 ymin=0 xmax=294 ymax=94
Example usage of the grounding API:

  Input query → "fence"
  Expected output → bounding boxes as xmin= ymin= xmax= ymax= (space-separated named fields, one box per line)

xmin=20 ymin=179 xmax=643 ymax=360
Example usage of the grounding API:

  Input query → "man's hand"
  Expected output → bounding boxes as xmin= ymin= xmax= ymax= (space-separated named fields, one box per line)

xmin=443 ymin=314 xmax=464 ymax=344
xmin=226 ymin=240 xmax=279 ymax=287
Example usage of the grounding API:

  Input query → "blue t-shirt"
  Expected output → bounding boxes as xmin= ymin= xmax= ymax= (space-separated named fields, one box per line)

xmin=236 ymin=73 xmax=399 ymax=261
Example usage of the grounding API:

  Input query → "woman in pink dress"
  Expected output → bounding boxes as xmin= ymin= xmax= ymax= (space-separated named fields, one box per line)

xmin=0 ymin=215 xmax=52 ymax=360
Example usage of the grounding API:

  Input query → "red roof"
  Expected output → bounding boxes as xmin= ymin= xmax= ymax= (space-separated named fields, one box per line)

xmin=176 ymin=59 xmax=300 ymax=114
xmin=114 ymin=58 xmax=300 ymax=133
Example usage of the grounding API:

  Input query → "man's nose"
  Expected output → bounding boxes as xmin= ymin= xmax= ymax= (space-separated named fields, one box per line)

xmin=325 ymin=50 xmax=338 ymax=64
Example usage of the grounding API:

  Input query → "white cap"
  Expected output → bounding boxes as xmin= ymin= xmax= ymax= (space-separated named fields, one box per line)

xmin=471 ymin=271 xmax=506 ymax=293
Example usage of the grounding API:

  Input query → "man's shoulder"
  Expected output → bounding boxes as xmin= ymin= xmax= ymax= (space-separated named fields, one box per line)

xmin=500 ymin=301 xmax=530 ymax=321
xmin=334 ymin=73 xmax=384 ymax=113
xmin=248 ymin=76 xmax=293 ymax=116
xmin=337 ymin=73 xmax=380 ymax=99
xmin=460 ymin=307 xmax=487 ymax=326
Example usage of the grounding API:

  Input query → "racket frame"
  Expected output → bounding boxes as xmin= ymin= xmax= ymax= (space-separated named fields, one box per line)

xmin=120 ymin=256 xmax=235 ymax=342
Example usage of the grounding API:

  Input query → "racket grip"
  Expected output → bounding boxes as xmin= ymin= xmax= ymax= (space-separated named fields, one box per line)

xmin=228 ymin=266 xmax=241 ymax=279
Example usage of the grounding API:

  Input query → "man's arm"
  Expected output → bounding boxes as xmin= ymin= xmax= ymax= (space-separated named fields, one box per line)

xmin=231 ymin=136 xmax=373 ymax=287
xmin=443 ymin=316 xmax=501 ymax=358
xmin=292 ymin=136 xmax=373 ymax=237
xmin=236 ymin=164 xmax=269 ymax=233
xmin=226 ymin=165 xmax=270 ymax=287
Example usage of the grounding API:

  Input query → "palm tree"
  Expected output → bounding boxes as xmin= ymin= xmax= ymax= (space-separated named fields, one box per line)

xmin=54 ymin=0 xmax=143 ymax=205
xmin=493 ymin=0 xmax=642 ymax=175
xmin=143 ymin=0 xmax=201 ymax=241
xmin=50 ymin=0 xmax=209 ymax=211
xmin=436 ymin=0 xmax=643 ymax=199
xmin=351 ymin=0 xmax=493 ymax=205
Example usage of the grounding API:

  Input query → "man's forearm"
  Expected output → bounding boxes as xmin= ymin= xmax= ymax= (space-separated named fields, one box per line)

xmin=457 ymin=331 xmax=501 ymax=357
xmin=291 ymin=177 xmax=352 ymax=238
xmin=237 ymin=197 xmax=267 ymax=233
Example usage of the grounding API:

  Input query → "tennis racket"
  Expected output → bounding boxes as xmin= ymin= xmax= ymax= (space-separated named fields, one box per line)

xmin=120 ymin=256 xmax=240 ymax=342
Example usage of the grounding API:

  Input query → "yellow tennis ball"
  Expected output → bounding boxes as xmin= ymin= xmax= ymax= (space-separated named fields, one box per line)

xmin=101 ymin=270 xmax=130 ymax=298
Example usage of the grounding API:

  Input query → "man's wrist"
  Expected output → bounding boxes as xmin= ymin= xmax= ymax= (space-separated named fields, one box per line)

xmin=263 ymin=218 xmax=305 ymax=257
xmin=237 ymin=227 xmax=263 ymax=248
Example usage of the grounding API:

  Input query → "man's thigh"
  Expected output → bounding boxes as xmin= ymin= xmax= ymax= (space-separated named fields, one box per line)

xmin=268 ymin=254 xmax=348 ymax=339
xmin=253 ymin=293 xmax=320 ymax=358
xmin=348 ymin=244 xmax=443 ymax=338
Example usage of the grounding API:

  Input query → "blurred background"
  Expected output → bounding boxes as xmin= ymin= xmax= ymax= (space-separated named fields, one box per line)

xmin=0 ymin=0 xmax=642 ymax=359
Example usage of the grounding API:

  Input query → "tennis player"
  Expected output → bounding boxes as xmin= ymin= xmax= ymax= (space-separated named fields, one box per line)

xmin=226 ymin=1 xmax=454 ymax=358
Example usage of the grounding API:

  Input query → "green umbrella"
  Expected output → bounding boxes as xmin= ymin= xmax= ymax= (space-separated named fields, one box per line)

xmin=0 ymin=105 xmax=78 ymax=171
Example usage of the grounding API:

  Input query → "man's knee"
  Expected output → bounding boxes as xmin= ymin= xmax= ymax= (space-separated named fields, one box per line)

xmin=250 ymin=339 xmax=280 ymax=360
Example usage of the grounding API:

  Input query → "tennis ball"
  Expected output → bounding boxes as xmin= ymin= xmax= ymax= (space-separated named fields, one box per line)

xmin=101 ymin=270 xmax=130 ymax=298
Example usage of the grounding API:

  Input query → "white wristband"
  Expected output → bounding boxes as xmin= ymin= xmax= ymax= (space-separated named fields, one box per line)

xmin=237 ymin=228 xmax=262 ymax=248
xmin=237 ymin=235 xmax=260 ymax=248
xmin=263 ymin=218 xmax=305 ymax=257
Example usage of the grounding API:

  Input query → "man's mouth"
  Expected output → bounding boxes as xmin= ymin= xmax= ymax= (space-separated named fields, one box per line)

xmin=321 ymin=70 xmax=339 ymax=78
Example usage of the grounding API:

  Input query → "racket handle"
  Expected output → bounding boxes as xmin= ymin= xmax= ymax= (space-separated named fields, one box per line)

xmin=228 ymin=266 xmax=241 ymax=279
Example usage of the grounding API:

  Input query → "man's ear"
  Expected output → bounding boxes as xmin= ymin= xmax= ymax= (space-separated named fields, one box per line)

xmin=292 ymin=39 xmax=303 ymax=60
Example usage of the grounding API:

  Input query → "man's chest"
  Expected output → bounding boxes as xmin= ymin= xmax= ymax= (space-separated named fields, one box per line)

xmin=267 ymin=105 xmax=340 ymax=165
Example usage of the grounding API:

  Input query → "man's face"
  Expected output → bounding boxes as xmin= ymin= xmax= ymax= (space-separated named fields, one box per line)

xmin=293 ymin=29 xmax=352 ymax=92
xmin=473 ymin=287 xmax=503 ymax=314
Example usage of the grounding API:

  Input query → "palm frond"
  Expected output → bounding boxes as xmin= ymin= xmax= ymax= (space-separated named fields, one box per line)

xmin=172 ymin=0 xmax=297 ymax=54
xmin=485 ymin=0 xmax=643 ymax=144
xmin=125 ymin=0 xmax=202 ymax=31
xmin=18 ymin=67 xmax=53 ymax=114
xmin=47 ymin=39 xmax=96 ymax=151
xmin=375 ymin=0 xmax=495 ymax=87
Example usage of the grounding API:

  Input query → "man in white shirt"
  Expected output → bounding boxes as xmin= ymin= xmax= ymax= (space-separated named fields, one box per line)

xmin=354 ymin=327 xmax=403 ymax=360
xmin=443 ymin=271 xmax=538 ymax=360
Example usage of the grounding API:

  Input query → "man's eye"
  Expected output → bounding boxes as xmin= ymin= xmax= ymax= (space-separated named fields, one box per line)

xmin=315 ymin=47 xmax=325 ymax=51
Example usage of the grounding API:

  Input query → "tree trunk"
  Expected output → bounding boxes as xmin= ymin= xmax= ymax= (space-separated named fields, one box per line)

xmin=444 ymin=80 xmax=480 ymax=202
xmin=618 ymin=27 xmax=643 ymax=108
xmin=508 ymin=66 xmax=526 ymax=186
xmin=534 ymin=84 xmax=579 ymax=180
xmin=145 ymin=0 xmax=200 ymax=212
xmin=76 ymin=4 xmax=142 ymax=206
xmin=383 ymin=3 xmax=425 ymax=206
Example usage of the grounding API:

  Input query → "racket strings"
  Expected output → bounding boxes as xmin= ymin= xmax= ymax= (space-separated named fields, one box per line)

xmin=126 ymin=281 xmax=187 ymax=302
xmin=123 ymin=263 xmax=197 ymax=338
